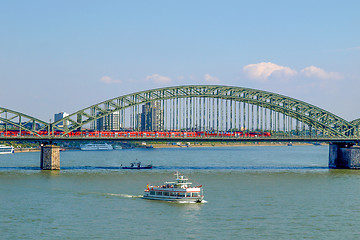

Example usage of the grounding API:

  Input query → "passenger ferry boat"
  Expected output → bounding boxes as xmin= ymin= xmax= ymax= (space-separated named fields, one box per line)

xmin=0 ymin=145 xmax=14 ymax=154
xmin=143 ymin=172 xmax=204 ymax=203
xmin=80 ymin=143 xmax=113 ymax=151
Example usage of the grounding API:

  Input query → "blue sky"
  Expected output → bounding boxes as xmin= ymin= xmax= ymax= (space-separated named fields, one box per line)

xmin=0 ymin=0 xmax=359 ymax=121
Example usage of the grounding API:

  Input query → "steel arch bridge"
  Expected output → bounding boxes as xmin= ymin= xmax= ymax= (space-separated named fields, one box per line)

xmin=0 ymin=85 xmax=359 ymax=138
xmin=0 ymin=107 xmax=49 ymax=137
xmin=351 ymin=118 xmax=360 ymax=128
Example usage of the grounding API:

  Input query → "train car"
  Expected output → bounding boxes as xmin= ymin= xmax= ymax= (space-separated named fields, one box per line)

xmin=0 ymin=129 xmax=271 ymax=138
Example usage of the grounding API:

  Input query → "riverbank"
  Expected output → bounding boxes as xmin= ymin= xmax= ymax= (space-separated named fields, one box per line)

xmin=150 ymin=142 xmax=321 ymax=148
xmin=14 ymin=147 xmax=74 ymax=153
xmin=12 ymin=142 xmax=324 ymax=152
xmin=14 ymin=148 xmax=40 ymax=153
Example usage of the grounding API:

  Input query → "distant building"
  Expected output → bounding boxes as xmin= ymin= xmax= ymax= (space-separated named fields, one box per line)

xmin=54 ymin=112 xmax=69 ymax=129
xmin=135 ymin=113 xmax=142 ymax=131
xmin=0 ymin=122 xmax=41 ymax=130
xmin=96 ymin=111 xmax=120 ymax=131
xmin=140 ymin=102 xmax=163 ymax=131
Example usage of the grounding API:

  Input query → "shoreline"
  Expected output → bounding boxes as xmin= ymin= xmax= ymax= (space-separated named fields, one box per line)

xmin=150 ymin=142 xmax=322 ymax=149
xmin=14 ymin=148 xmax=40 ymax=153
xmin=13 ymin=142 xmax=324 ymax=153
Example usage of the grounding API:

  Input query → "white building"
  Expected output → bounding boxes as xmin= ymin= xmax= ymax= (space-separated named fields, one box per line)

xmin=54 ymin=112 xmax=69 ymax=129
xmin=95 ymin=111 xmax=120 ymax=131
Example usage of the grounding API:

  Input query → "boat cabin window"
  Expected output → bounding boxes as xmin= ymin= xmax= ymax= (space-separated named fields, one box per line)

xmin=163 ymin=192 xmax=169 ymax=196
xmin=177 ymin=193 xmax=185 ymax=197
xmin=186 ymin=193 xmax=191 ymax=197
xmin=170 ymin=192 xmax=176 ymax=196
xmin=156 ymin=191 xmax=162 ymax=196
xmin=192 ymin=192 xmax=199 ymax=197
xmin=150 ymin=191 xmax=155 ymax=195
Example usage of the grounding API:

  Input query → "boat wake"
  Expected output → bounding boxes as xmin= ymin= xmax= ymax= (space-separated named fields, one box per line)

xmin=104 ymin=193 xmax=143 ymax=198
xmin=80 ymin=192 xmax=207 ymax=203
xmin=80 ymin=192 xmax=142 ymax=198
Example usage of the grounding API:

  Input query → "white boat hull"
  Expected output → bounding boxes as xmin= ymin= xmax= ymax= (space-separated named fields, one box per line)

xmin=80 ymin=148 xmax=113 ymax=151
xmin=0 ymin=151 xmax=14 ymax=155
xmin=80 ymin=143 xmax=113 ymax=151
xmin=142 ymin=195 xmax=204 ymax=203
xmin=0 ymin=146 xmax=14 ymax=154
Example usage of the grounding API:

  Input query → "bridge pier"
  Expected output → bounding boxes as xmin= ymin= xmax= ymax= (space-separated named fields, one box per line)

xmin=329 ymin=143 xmax=360 ymax=169
xmin=40 ymin=145 xmax=60 ymax=170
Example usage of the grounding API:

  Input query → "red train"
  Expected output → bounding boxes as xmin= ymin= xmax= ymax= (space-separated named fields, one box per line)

xmin=0 ymin=130 xmax=271 ymax=138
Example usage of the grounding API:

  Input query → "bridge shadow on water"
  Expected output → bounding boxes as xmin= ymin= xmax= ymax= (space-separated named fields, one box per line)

xmin=0 ymin=167 xmax=41 ymax=170
xmin=0 ymin=166 xmax=329 ymax=171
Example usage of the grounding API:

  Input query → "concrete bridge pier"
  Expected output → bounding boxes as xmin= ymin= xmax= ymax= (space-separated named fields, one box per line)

xmin=40 ymin=144 xmax=60 ymax=170
xmin=329 ymin=143 xmax=360 ymax=169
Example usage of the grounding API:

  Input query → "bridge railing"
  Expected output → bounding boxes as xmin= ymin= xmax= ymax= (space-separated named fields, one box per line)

xmin=1 ymin=130 xmax=357 ymax=143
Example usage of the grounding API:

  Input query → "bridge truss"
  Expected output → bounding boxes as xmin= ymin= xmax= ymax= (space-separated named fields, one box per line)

xmin=0 ymin=85 xmax=358 ymax=138
xmin=0 ymin=107 xmax=49 ymax=136
xmin=51 ymin=85 xmax=357 ymax=138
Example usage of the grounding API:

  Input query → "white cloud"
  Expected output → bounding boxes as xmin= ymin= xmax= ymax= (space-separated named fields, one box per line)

xmin=300 ymin=66 xmax=342 ymax=80
xmin=100 ymin=76 xmax=121 ymax=84
xmin=243 ymin=62 xmax=343 ymax=82
xmin=204 ymin=74 xmax=220 ymax=84
xmin=145 ymin=73 xmax=172 ymax=84
xmin=243 ymin=62 xmax=297 ymax=82
xmin=344 ymin=46 xmax=360 ymax=51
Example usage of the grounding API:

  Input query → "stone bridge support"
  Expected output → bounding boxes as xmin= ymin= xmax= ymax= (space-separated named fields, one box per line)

xmin=40 ymin=145 xmax=60 ymax=170
xmin=329 ymin=143 xmax=360 ymax=169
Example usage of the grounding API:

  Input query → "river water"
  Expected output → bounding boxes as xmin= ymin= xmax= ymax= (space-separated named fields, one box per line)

xmin=1 ymin=145 xmax=360 ymax=239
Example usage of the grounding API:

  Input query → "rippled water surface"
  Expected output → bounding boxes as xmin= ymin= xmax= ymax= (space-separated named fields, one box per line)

xmin=2 ymin=145 xmax=360 ymax=239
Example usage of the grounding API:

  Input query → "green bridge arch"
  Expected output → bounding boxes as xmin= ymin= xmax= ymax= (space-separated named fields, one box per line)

xmin=351 ymin=118 xmax=360 ymax=127
xmin=50 ymin=85 xmax=357 ymax=138
xmin=0 ymin=107 xmax=49 ymax=136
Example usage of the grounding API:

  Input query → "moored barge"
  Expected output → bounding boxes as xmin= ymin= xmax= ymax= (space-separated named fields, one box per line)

xmin=0 ymin=145 xmax=14 ymax=154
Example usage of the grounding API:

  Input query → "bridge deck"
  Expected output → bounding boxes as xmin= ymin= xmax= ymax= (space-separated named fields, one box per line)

xmin=0 ymin=136 xmax=359 ymax=143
